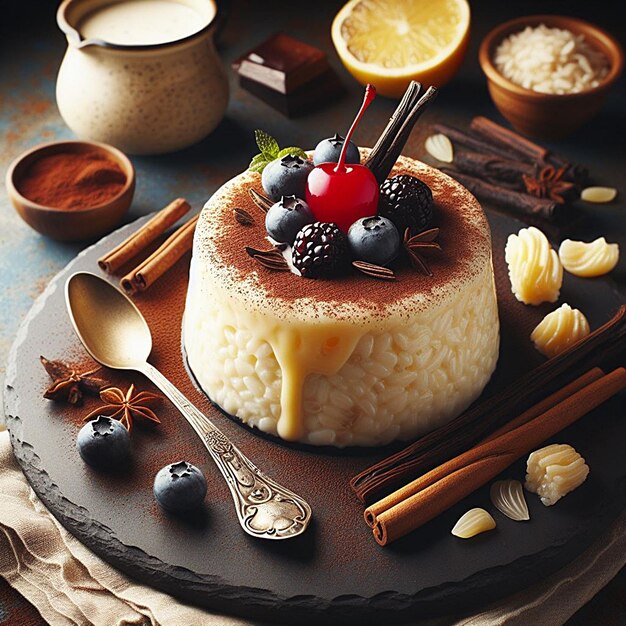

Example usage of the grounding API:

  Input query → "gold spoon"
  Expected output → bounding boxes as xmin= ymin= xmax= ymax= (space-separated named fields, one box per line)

xmin=65 ymin=271 xmax=312 ymax=540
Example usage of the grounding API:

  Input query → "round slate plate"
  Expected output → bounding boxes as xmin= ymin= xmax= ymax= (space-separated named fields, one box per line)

xmin=4 ymin=212 xmax=626 ymax=625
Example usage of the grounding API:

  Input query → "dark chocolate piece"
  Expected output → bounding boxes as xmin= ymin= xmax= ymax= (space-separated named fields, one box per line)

xmin=233 ymin=32 xmax=328 ymax=95
xmin=239 ymin=69 xmax=343 ymax=117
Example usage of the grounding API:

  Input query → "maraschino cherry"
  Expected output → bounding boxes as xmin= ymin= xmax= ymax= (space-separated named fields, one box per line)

xmin=305 ymin=85 xmax=379 ymax=233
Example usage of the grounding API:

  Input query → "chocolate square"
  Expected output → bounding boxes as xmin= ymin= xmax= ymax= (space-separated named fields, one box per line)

xmin=239 ymin=69 xmax=344 ymax=117
xmin=233 ymin=32 xmax=329 ymax=95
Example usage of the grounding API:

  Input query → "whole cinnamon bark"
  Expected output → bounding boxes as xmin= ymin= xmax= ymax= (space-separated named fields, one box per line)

xmin=350 ymin=305 xmax=626 ymax=504
xmin=470 ymin=116 xmax=553 ymax=165
xmin=440 ymin=167 xmax=560 ymax=221
xmin=120 ymin=214 xmax=198 ymax=294
xmin=366 ymin=367 xmax=626 ymax=546
xmin=454 ymin=150 xmax=535 ymax=187
xmin=469 ymin=116 xmax=587 ymax=183
xmin=432 ymin=120 xmax=586 ymax=185
xmin=98 ymin=198 xmax=191 ymax=273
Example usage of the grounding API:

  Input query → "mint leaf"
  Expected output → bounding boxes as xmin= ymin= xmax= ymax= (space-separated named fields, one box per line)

xmin=249 ymin=162 xmax=267 ymax=174
xmin=249 ymin=153 xmax=266 ymax=167
xmin=248 ymin=130 xmax=307 ymax=174
xmin=254 ymin=130 xmax=279 ymax=159
xmin=277 ymin=147 xmax=308 ymax=160
xmin=248 ymin=153 xmax=270 ymax=173
xmin=248 ymin=159 xmax=267 ymax=174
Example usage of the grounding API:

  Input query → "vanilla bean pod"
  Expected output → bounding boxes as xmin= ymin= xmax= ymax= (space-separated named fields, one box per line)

xmin=365 ymin=81 xmax=422 ymax=181
xmin=351 ymin=306 xmax=626 ymax=503
xmin=373 ymin=86 xmax=438 ymax=183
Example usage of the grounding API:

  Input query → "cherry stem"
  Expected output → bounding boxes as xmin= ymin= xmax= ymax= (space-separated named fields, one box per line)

xmin=334 ymin=84 xmax=377 ymax=173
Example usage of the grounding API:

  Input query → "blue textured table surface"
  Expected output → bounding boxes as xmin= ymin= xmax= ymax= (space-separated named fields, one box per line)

xmin=1 ymin=0 xmax=625 ymax=623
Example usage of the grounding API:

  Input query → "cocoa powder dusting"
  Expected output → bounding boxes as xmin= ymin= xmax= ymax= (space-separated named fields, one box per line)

xmin=205 ymin=157 xmax=491 ymax=315
xmin=57 ymin=249 xmax=378 ymax=551
xmin=25 ymin=193 xmax=572 ymax=578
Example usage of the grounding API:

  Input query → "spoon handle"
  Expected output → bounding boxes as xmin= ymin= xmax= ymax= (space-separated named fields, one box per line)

xmin=138 ymin=362 xmax=312 ymax=540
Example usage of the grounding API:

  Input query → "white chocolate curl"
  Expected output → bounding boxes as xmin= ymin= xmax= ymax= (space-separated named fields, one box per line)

xmin=525 ymin=443 xmax=589 ymax=506
xmin=558 ymin=237 xmax=619 ymax=278
xmin=505 ymin=227 xmax=563 ymax=305
xmin=490 ymin=479 xmax=530 ymax=521
xmin=531 ymin=303 xmax=590 ymax=358
xmin=425 ymin=133 xmax=454 ymax=163
xmin=451 ymin=508 xmax=496 ymax=539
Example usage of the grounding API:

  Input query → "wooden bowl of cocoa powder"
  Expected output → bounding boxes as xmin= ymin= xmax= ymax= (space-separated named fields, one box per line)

xmin=6 ymin=140 xmax=135 ymax=241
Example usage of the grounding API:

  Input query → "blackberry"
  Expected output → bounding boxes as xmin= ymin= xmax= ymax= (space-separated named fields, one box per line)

xmin=378 ymin=175 xmax=434 ymax=235
xmin=292 ymin=222 xmax=349 ymax=278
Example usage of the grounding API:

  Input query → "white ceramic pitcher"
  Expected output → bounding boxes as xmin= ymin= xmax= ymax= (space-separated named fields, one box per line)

xmin=56 ymin=0 xmax=229 ymax=155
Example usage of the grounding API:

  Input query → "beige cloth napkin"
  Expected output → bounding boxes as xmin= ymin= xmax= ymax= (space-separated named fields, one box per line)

xmin=0 ymin=425 xmax=623 ymax=626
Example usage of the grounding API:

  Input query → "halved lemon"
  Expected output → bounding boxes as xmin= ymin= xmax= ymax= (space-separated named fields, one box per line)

xmin=332 ymin=0 xmax=471 ymax=98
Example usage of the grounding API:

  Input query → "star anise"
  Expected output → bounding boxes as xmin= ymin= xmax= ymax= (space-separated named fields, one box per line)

xmin=83 ymin=384 xmax=161 ymax=431
xmin=403 ymin=228 xmax=442 ymax=277
xmin=41 ymin=356 xmax=106 ymax=405
xmin=523 ymin=165 xmax=576 ymax=204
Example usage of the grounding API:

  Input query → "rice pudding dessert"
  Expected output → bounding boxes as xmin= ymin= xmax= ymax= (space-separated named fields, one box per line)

xmin=183 ymin=151 xmax=500 ymax=447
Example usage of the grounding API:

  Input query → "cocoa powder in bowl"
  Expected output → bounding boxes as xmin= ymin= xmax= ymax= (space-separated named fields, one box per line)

xmin=17 ymin=149 xmax=127 ymax=210
xmin=6 ymin=140 xmax=135 ymax=241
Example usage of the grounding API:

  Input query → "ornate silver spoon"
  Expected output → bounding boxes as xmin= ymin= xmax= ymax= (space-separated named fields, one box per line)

xmin=65 ymin=271 xmax=312 ymax=540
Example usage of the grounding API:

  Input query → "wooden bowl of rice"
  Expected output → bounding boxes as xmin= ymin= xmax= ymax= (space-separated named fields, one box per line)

xmin=479 ymin=15 xmax=623 ymax=139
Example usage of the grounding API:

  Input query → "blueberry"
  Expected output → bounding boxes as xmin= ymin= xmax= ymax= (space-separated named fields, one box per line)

xmin=261 ymin=154 xmax=314 ymax=201
xmin=347 ymin=215 xmax=401 ymax=266
xmin=265 ymin=195 xmax=314 ymax=244
xmin=76 ymin=415 xmax=132 ymax=470
xmin=153 ymin=461 xmax=207 ymax=513
xmin=313 ymin=133 xmax=360 ymax=166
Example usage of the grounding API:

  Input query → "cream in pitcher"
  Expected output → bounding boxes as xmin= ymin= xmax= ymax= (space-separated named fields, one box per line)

xmin=56 ymin=0 xmax=229 ymax=154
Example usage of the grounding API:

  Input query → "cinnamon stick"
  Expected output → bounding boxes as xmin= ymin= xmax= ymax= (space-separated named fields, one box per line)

xmin=453 ymin=150 xmax=536 ymax=188
xmin=120 ymin=214 xmax=198 ymax=295
xmin=98 ymin=198 xmax=191 ymax=273
xmin=470 ymin=116 xmax=553 ymax=166
xmin=350 ymin=305 xmax=626 ymax=503
xmin=482 ymin=367 xmax=604 ymax=443
xmin=469 ymin=116 xmax=587 ymax=183
xmin=366 ymin=367 xmax=626 ymax=546
xmin=440 ymin=167 xmax=560 ymax=221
